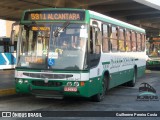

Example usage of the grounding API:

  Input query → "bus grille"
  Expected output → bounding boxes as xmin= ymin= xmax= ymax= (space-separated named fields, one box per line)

xmin=32 ymin=80 xmax=62 ymax=87
xmin=23 ymin=73 xmax=73 ymax=79
xmin=31 ymin=89 xmax=62 ymax=96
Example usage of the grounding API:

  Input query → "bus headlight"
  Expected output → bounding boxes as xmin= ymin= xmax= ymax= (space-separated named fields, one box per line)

xmin=66 ymin=82 xmax=72 ymax=86
xmin=18 ymin=79 xmax=23 ymax=84
xmin=74 ymin=82 xmax=79 ymax=86
xmin=24 ymin=80 xmax=28 ymax=84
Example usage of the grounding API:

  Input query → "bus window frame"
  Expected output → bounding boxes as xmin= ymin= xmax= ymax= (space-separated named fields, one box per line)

xmin=89 ymin=20 xmax=101 ymax=68
xmin=118 ymin=27 xmax=125 ymax=52
xmin=136 ymin=32 xmax=142 ymax=52
xmin=110 ymin=25 xmax=118 ymax=52
xmin=124 ymin=29 xmax=130 ymax=52
xmin=141 ymin=34 xmax=146 ymax=51
xmin=131 ymin=31 xmax=137 ymax=52
xmin=102 ymin=23 xmax=110 ymax=53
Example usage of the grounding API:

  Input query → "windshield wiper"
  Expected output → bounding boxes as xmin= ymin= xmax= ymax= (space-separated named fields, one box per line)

xmin=54 ymin=21 xmax=70 ymax=37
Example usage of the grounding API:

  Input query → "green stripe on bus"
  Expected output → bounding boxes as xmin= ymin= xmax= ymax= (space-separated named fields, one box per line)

xmin=102 ymin=62 xmax=110 ymax=65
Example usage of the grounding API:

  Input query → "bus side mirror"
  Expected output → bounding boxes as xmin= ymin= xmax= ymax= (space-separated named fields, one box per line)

xmin=10 ymin=22 xmax=19 ymax=45
xmin=10 ymin=30 xmax=15 ymax=45
xmin=96 ymin=31 xmax=102 ymax=46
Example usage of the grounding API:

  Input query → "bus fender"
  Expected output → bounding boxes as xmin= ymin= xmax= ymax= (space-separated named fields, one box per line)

xmin=100 ymin=70 xmax=110 ymax=90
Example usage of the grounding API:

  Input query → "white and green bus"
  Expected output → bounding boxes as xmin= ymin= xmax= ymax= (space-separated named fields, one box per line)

xmin=146 ymin=36 xmax=160 ymax=69
xmin=12 ymin=8 xmax=146 ymax=102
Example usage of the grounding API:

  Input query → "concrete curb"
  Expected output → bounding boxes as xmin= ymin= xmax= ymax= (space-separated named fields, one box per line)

xmin=0 ymin=88 xmax=16 ymax=96
xmin=145 ymin=70 xmax=151 ymax=73
xmin=0 ymin=71 xmax=14 ymax=74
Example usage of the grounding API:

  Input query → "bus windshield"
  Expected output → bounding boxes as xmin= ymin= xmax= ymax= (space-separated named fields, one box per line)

xmin=146 ymin=40 xmax=160 ymax=57
xmin=17 ymin=23 xmax=88 ymax=70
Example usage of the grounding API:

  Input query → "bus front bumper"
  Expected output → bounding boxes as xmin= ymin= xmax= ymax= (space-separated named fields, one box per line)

xmin=146 ymin=60 xmax=160 ymax=69
xmin=15 ymin=78 xmax=99 ymax=98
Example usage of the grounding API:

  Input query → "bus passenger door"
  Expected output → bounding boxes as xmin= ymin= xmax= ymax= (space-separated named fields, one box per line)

xmin=89 ymin=21 xmax=102 ymax=95
xmin=89 ymin=21 xmax=101 ymax=68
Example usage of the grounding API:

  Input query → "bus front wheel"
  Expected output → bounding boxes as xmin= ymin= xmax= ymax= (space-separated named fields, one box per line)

xmin=91 ymin=77 xmax=107 ymax=102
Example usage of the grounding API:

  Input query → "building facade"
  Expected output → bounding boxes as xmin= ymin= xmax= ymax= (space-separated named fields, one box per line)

xmin=0 ymin=19 xmax=15 ymax=37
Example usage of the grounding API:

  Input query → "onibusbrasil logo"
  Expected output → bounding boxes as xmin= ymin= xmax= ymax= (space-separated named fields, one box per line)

xmin=136 ymin=83 xmax=159 ymax=101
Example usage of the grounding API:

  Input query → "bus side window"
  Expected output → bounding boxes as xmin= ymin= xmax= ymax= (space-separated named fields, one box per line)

xmin=126 ymin=30 xmax=132 ymax=52
xmin=0 ymin=41 xmax=4 ymax=52
xmin=90 ymin=26 xmax=101 ymax=54
xmin=137 ymin=33 xmax=141 ymax=51
xmin=102 ymin=24 xmax=109 ymax=52
xmin=95 ymin=30 xmax=101 ymax=54
xmin=10 ymin=45 xmax=14 ymax=53
xmin=110 ymin=26 xmax=118 ymax=52
xmin=89 ymin=23 xmax=101 ymax=68
xmin=4 ymin=41 xmax=10 ymax=52
xmin=141 ymin=34 xmax=145 ymax=51
xmin=0 ymin=46 xmax=4 ymax=52
xmin=131 ymin=31 xmax=137 ymax=51
xmin=119 ymin=28 xmax=125 ymax=52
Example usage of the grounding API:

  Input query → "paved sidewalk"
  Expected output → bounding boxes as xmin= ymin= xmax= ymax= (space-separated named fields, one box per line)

xmin=0 ymin=70 xmax=16 ymax=96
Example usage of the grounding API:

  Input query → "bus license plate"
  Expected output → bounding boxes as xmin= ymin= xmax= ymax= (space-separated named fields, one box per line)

xmin=64 ymin=87 xmax=77 ymax=92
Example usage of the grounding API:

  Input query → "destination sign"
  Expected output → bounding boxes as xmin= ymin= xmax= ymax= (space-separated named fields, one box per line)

xmin=149 ymin=37 xmax=160 ymax=43
xmin=152 ymin=37 xmax=160 ymax=40
xmin=31 ymin=26 xmax=50 ymax=31
xmin=25 ymin=57 xmax=44 ymax=64
xmin=24 ymin=10 xmax=85 ymax=21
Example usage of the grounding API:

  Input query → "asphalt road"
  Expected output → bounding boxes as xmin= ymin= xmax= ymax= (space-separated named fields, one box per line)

xmin=0 ymin=70 xmax=14 ymax=89
xmin=0 ymin=70 xmax=160 ymax=120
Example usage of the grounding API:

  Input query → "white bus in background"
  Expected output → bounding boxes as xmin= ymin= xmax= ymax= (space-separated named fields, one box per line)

xmin=0 ymin=37 xmax=16 ymax=69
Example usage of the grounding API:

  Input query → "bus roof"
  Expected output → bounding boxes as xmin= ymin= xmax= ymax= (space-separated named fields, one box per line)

xmin=21 ymin=8 xmax=145 ymax=33
xmin=88 ymin=10 xmax=145 ymax=33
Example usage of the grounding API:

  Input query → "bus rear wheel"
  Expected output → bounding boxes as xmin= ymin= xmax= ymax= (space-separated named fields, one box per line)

xmin=91 ymin=77 xmax=107 ymax=102
xmin=127 ymin=69 xmax=137 ymax=87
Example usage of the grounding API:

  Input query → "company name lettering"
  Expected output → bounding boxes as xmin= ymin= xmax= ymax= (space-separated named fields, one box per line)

xmin=11 ymin=112 xmax=42 ymax=117
xmin=137 ymin=95 xmax=159 ymax=101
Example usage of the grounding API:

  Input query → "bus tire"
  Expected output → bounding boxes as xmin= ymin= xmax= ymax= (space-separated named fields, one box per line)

xmin=91 ymin=76 xmax=107 ymax=102
xmin=128 ymin=69 xmax=137 ymax=87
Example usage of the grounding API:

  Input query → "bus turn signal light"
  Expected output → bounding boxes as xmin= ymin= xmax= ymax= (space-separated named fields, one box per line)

xmin=80 ymin=82 xmax=85 ymax=86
